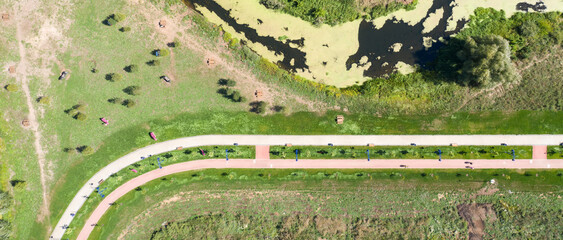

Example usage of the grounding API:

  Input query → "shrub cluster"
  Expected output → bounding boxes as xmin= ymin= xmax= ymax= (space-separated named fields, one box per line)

xmin=218 ymin=87 xmax=245 ymax=102
xmin=108 ymin=98 xmax=136 ymax=108
xmin=65 ymin=104 xmax=87 ymax=121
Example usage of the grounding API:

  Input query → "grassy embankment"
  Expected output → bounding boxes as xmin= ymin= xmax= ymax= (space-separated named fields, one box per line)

xmin=270 ymin=145 xmax=532 ymax=159
xmin=87 ymin=168 xmax=563 ymax=239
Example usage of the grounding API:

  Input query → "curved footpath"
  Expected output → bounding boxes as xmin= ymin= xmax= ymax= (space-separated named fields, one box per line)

xmin=51 ymin=134 xmax=563 ymax=239
xmin=77 ymin=158 xmax=563 ymax=239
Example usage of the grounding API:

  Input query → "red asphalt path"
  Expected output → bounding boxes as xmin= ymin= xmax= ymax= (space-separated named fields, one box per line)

xmin=78 ymin=158 xmax=563 ymax=239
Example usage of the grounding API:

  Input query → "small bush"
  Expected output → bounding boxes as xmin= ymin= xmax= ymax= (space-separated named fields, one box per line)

xmin=122 ymin=99 xmax=136 ymax=108
xmin=106 ymin=18 xmax=117 ymax=26
xmin=260 ymin=0 xmax=284 ymax=10
xmin=63 ymin=147 xmax=77 ymax=154
xmin=146 ymin=60 xmax=160 ymax=66
xmin=37 ymin=96 xmax=51 ymax=105
xmin=74 ymin=112 xmax=87 ymax=121
xmin=250 ymin=101 xmax=268 ymax=114
xmin=158 ymin=48 xmax=170 ymax=57
xmin=73 ymin=104 xmax=86 ymax=112
xmin=108 ymin=97 xmax=123 ymax=104
xmin=119 ymin=26 xmax=131 ymax=32
xmin=228 ymin=38 xmax=239 ymax=49
xmin=106 ymin=73 xmax=123 ymax=82
xmin=168 ymin=39 xmax=180 ymax=48
xmin=231 ymin=91 xmax=242 ymax=102
xmin=123 ymin=85 xmax=142 ymax=95
xmin=10 ymin=180 xmax=26 ymax=190
xmin=113 ymin=13 xmax=126 ymax=22
xmin=66 ymin=108 xmax=78 ymax=116
xmin=124 ymin=64 xmax=139 ymax=73
xmin=4 ymin=84 xmax=18 ymax=92
xmin=218 ymin=79 xmax=236 ymax=86
xmin=273 ymin=105 xmax=286 ymax=113
xmin=79 ymin=146 xmax=95 ymax=155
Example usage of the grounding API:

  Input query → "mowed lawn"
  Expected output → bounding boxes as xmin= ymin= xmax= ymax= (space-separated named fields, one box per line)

xmin=21 ymin=0 xmax=252 ymax=238
xmin=87 ymin=169 xmax=563 ymax=239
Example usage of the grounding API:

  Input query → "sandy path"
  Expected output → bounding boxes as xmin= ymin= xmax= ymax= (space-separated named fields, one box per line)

xmin=14 ymin=11 xmax=51 ymax=224
xmin=76 ymin=157 xmax=563 ymax=239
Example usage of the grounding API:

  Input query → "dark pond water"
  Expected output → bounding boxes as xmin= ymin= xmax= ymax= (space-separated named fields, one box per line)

xmin=347 ymin=0 xmax=466 ymax=76
xmin=190 ymin=0 xmax=533 ymax=79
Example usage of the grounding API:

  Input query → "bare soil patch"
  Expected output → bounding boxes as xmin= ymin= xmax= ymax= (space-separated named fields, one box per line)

xmin=457 ymin=203 xmax=497 ymax=240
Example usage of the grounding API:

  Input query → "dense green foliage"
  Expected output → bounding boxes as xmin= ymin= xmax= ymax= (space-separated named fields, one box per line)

xmin=547 ymin=146 xmax=563 ymax=159
xmin=436 ymin=35 xmax=519 ymax=88
xmin=270 ymin=145 xmax=532 ymax=159
xmin=84 ymin=169 xmax=562 ymax=239
xmin=259 ymin=0 xmax=417 ymax=26
xmin=455 ymin=8 xmax=563 ymax=59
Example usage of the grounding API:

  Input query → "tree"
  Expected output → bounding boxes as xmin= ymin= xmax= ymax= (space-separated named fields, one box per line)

xmin=123 ymin=85 xmax=142 ymax=95
xmin=226 ymin=88 xmax=235 ymax=96
xmin=106 ymin=18 xmax=117 ymax=26
xmin=226 ymin=79 xmax=236 ymax=87
xmin=125 ymin=64 xmax=138 ymax=73
xmin=158 ymin=48 xmax=170 ymax=57
xmin=437 ymin=35 xmax=520 ymax=88
xmin=74 ymin=112 xmax=87 ymax=121
xmin=119 ymin=26 xmax=131 ymax=32
xmin=231 ymin=91 xmax=241 ymax=102
xmin=250 ymin=101 xmax=268 ymax=114
xmin=122 ymin=99 xmax=136 ymax=108
xmin=107 ymin=73 xmax=122 ymax=82
xmin=108 ymin=97 xmax=123 ymax=104
xmin=113 ymin=13 xmax=126 ymax=22
xmin=146 ymin=60 xmax=160 ymax=66
xmin=37 ymin=96 xmax=51 ymax=105
xmin=79 ymin=146 xmax=95 ymax=155
xmin=4 ymin=84 xmax=17 ymax=92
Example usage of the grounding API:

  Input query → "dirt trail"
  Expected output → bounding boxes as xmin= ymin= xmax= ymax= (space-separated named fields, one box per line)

xmin=14 ymin=11 xmax=51 ymax=225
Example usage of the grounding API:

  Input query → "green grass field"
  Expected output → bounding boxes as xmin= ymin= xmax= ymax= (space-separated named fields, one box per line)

xmin=1 ymin=0 xmax=562 ymax=239
xmin=84 ymin=169 xmax=563 ymax=239
xmin=270 ymin=145 xmax=532 ymax=159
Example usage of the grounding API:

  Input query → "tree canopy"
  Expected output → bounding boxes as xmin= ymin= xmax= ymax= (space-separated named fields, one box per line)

xmin=437 ymin=35 xmax=520 ymax=88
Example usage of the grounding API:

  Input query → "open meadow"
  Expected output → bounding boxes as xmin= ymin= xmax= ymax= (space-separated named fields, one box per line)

xmin=86 ymin=169 xmax=563 ymax=239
